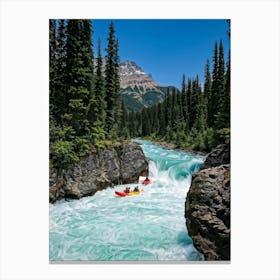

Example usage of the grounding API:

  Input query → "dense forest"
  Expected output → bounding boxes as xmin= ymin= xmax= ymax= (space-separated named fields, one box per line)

xmin=49 ymin=19 xmax=123 ymax=171
xmin=129 ymin=40 xmax=230 ymax=151
xmin=49 ymin=19 xmax=230 ymax=171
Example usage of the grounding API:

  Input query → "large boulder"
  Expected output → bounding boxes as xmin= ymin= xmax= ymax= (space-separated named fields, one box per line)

xmin=185 ymin=164 xmax=230 ymax=260
xmin=119 ymin=143 xmax=149 ymax=183
xmin=201 ymin=143 xmax=230 ymax=170
xmin=49 ymin=142 xmax=148 ymax=203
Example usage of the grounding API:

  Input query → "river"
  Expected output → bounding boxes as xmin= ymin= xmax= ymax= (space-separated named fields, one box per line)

xmin=49 ymin=140 xmax=205 ymax=261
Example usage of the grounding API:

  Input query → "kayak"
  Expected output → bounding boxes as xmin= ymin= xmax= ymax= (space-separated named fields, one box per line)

xmin=139 ymin=176 xmax=152 ymax=185
xmin=142 ymin=180 xmax=151 ymax=186
xmin=115 ymin=190 xmax=144 ymax=197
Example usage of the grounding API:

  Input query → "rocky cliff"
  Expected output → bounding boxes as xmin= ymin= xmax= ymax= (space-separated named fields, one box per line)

xmin=185 ymin=143 xmax=230 ymax=260
xmin=49 ymin=142 xmax=148 ymax=203
xmin=200 ymin=143 xmax=230 ymax=170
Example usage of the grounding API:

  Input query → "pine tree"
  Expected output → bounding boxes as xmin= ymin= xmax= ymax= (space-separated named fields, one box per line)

xmin=208 ymin=42 xmax=219 ymax=127
xmin=49 ymin=19 xmax=57 ymax=119
xmin=94 ymin=38 xmax=106 ymax=125
xmin=226 ymin=19 xmax=231 ymax=38
xmin=171 ymin=88 xmax=179 ymax=130
xmin=54 ymin=19 xmax=67 ymax=124
xmin=141 ymin=108 xmax=151 ymax=136
xmin=181 ymin=74 xmax=188 ymax=126
xmin=113 ymin=39 xmax=122 ymax=132
xmin=65 ymin=19 xmax=92 ymax=137
xmin=165 ymin=88 xmax=172 ymax=128
xmin=128 ymin=111 xmax=136 ymax=137
xmin=176 ymin=88 xmax=184 ymax=125
xmin=81 ymin=20 xmax=94 ymax=101
xmin=204 ymin=59 xmax=211 ymax=126
xmin=104 ymin=21 xmax=121 ymax=139
xmin=189 ymin=78 xmax=197 ymax=129
xmin=215 ymin=53 xmax=230 ymax=130
xmin=153 ymin=104 xmax=159 ymax=135
xmin=158 ymin=102 xmax=166 ymax=137
xmin=135 ymin=111 xmax=142 ymax=136
xmin=186 ymin=78 xmax=192 ymax=129
xmin=212 ymin=40 xmax=226 ymax=129
xmin=217 ymin=40 xmax=225 ymax=108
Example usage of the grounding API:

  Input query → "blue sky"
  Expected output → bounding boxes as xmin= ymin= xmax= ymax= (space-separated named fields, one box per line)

xmin=92 ymin=19 xmax=230 ymax=89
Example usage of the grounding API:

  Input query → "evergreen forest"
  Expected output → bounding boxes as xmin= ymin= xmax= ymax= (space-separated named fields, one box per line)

xmin=49 ymin=19 xmax=230 ymax=171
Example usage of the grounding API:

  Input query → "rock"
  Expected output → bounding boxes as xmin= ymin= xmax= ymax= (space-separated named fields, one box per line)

xmin=185 ymin=164 xmax=230 ymax=260
xmin=200 ymin=143 xmax=230 ymax=170
xmin=49 ymin=142 xmax=148 ymax=203
xmin=49 ymin=177 xmax=65 ymax=203
xmin=120 ymin=143 xmax=149 ymax=183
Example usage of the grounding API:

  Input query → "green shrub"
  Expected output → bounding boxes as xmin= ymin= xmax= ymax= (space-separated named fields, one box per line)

xmin=74 ymin=138 xmax=90 ymax=157
xmin=218 ymin=128 xmax=230 ymax=143
xmin=50 ymin=140 xmax=79 ymax=170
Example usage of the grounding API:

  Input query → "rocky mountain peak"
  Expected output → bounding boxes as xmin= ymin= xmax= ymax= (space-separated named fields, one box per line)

xmin=119 ymin=61 xmax=146 ymax=77
xmin=119 ymin=60 xmax=160 ymax=89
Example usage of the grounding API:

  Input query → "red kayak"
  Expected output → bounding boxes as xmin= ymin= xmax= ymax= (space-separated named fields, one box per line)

xmin=142 ymin=179 xmax=151 ymax=186
xmin=115 ymin=191 xmax=127 ymax=197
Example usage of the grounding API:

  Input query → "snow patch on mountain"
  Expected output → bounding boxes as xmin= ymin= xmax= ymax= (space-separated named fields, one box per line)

xmin=119 ymin=61 xmax=146 ymax=77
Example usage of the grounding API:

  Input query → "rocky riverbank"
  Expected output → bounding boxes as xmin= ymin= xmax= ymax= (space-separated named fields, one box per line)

xmin=49 ymin=141 xmax=148 ymax=203
xmin=185 ymin=143 xmax=230 ymax=260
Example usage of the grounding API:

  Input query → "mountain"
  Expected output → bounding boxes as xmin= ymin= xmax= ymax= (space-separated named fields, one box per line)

xmin=120 ymin=61 xmax=159 ymax=89
xmin=119 ymin=61 xmax=175 ymax=111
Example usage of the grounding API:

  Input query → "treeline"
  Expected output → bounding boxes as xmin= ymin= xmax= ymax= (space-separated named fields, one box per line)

xmin=126 ymin=41 xmax=230 ymax=152
xmin=49 ymin=20 xmax=124 ymax=171
xmin=50 ymin=19 xmax=230 ymax=171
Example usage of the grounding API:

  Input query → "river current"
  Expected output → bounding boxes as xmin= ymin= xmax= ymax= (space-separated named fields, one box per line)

xmin=49 ymin=140 xmax=205 ymax=261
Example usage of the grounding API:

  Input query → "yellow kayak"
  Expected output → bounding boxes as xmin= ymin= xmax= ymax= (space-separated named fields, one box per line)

xmin=127 ymin=190 xmax=144 ymax=196
xmin=115 ymin=190 xmax=144 ymax=197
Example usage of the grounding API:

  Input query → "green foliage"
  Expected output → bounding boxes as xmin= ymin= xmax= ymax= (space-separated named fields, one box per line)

xmin=91 ymin=120 xmax=106 ymax=149
xmin=218 ymin=128 xmax=230 ymax=143
xmin=50 ymin=20 xmax=230 ymax=172
xmin=105 ymin=22 xmax=121 ymax=136
xmin=108 ymin=123 xmax=119 ymax=140
xmin=50 ymin=20 xmax=133 ymax=172
xmin=50 ymin=123 xmax=76 ymax=143
xmin=175 ymin=122 xmax=187 ymax=146
xmin=94 ymin=38 xmax=106 ymax=127
xmin=50 ymin=140 xmax=79 ymax=169
xmin=73 ymin=138 xmax=90 ymax=157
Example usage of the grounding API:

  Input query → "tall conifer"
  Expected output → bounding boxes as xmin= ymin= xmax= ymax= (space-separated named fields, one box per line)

xmin=65 ymin=20 xmax=92 ymax=137
xmin=105 ymin=21 xmax=120 ymax=138
xmin=204 ymin=59 xmax=211 ymax=126
xmin=215 ymin=53 xmax=230 ymax=129
xmin=49 ymin=19 xmax=57 ymax=120
xmin=208 ymin=42 xmax=219 ymax=127
xmin=181 ymin=74 xmax=188 ymax=126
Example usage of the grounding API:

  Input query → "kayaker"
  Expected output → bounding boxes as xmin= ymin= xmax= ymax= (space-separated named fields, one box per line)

xmin=143 ymin=177 xmax=150 ymax=184
xmin=133 ymin=186 xmax=139 ymax=192
xmin=124 ymin=186 xmax=130 ymax=193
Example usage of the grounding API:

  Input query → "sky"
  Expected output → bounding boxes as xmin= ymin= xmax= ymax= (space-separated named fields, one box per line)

xmin=92 ymin=19 xmax=230 ymax=89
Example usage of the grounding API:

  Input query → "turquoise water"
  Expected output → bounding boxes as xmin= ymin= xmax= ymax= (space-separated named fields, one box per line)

xmin=49 ymin=140 xmax=205 ymax=261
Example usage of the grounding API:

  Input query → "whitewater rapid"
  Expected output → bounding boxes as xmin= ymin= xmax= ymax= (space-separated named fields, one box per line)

xmin=49 ymin=140 xmax=205 ymax=261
